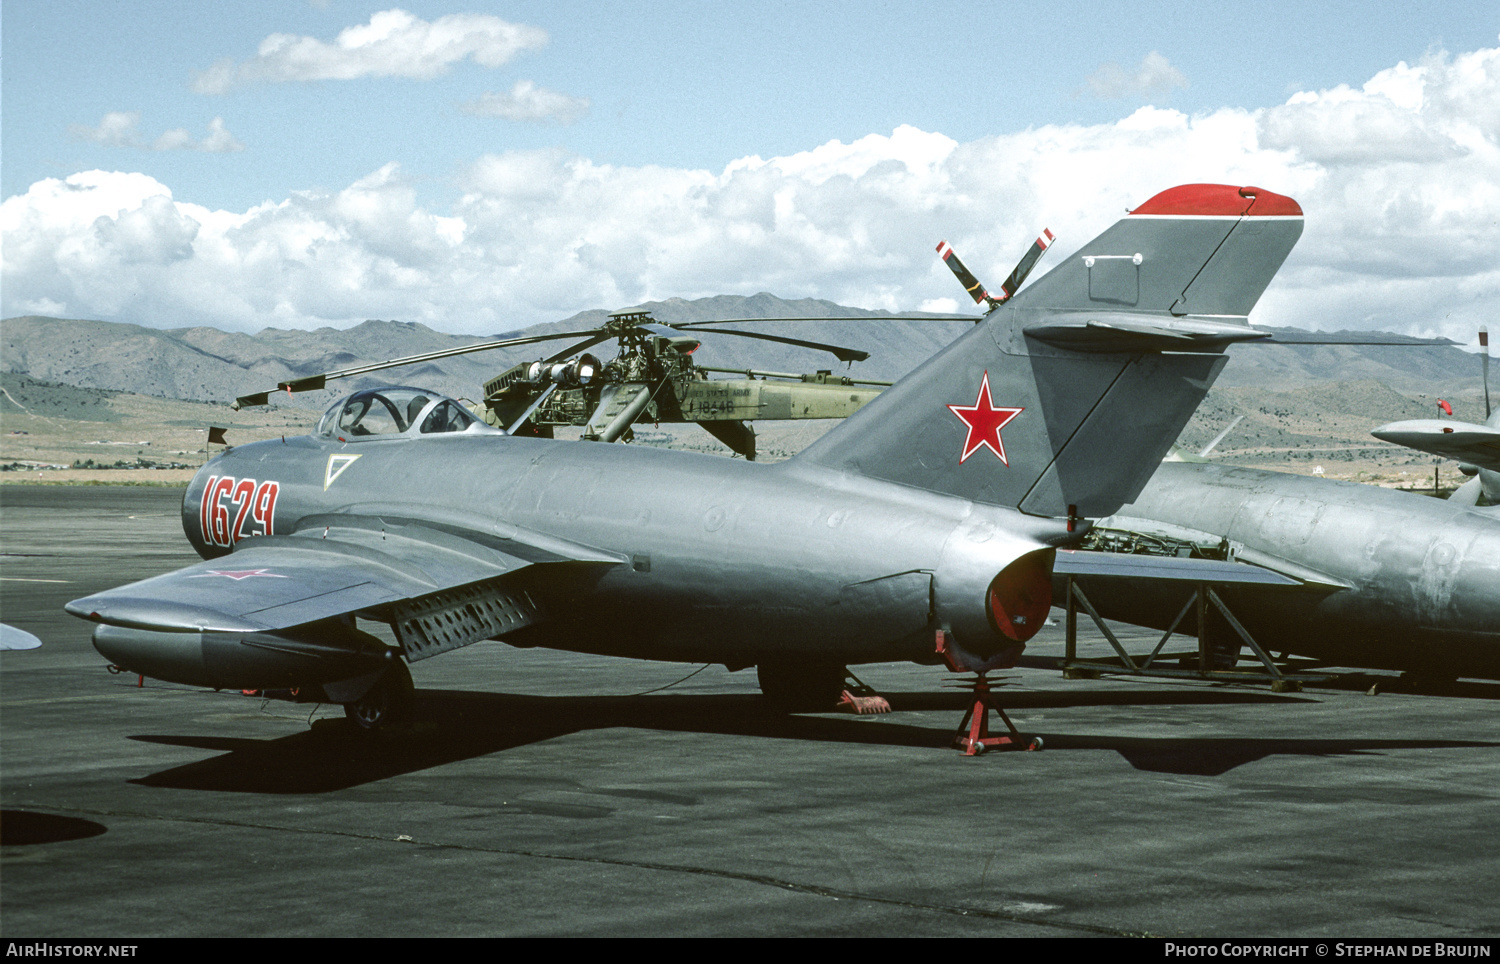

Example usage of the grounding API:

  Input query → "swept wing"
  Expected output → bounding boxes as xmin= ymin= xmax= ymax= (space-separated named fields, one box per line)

xmin=67 ymin=512 xmax=623 ymax=686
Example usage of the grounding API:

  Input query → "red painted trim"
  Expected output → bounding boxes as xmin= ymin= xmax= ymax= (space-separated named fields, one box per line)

xmin=1131 ymin=183 xmax=1302 ymax=217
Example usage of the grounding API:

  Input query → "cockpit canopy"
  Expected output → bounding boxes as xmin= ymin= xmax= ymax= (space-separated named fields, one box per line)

xmin=316 ymin=387 xmax=501 ymax=440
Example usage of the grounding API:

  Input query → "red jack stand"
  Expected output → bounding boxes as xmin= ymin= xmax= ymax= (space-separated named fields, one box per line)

xmin=950 ymin=674 xmax=1037 ymax=755
xmin=936 ymin=630 xmax=1043 ymax=756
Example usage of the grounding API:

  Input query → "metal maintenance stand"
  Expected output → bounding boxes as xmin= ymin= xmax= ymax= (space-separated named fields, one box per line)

xmin=936 ymin=630 xmax=1044 ymax=756
xmin=1059 ymin=574 xmax=1323 ymax=692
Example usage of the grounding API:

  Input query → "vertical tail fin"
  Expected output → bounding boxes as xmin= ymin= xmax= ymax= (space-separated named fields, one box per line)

xmin=794 ymin=184 xmax=1303 ymax=520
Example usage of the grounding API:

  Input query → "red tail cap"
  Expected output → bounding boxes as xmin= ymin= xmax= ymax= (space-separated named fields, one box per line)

xmin=1131 ymin=183 xmax=1302 ymax=217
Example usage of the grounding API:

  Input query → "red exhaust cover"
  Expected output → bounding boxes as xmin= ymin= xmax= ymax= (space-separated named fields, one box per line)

xmin=987 ymin=551 xmax=1053 ymax=643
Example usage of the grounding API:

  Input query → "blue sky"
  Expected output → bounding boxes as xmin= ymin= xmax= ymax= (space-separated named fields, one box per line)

xmin=6 ymin=1 xmax=1492 ymax=210
xmin=3 ymin=3 xmax=1498 ymax=340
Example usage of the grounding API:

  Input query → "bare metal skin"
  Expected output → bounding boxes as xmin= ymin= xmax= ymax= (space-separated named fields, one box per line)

xmin=1085 ymin=461 xmax=1500 ymax=678
xmin=66 ymin=184 xmax=1306 ymax=714
xmin=176 ymin=430 xmax=1065 ymax=669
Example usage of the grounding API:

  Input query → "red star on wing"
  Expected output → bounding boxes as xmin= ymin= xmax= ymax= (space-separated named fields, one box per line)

xmin=948 ymin=371 xmax=1024 ymax=464
xmin=190 ymin=569 xmax=287 ymax=581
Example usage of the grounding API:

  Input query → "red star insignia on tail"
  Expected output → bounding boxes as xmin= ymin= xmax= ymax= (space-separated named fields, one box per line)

xmin=948 ymin=372 xmax=1023 ymax=464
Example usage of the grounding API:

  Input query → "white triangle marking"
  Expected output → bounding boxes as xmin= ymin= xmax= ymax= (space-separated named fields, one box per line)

xmin=325 ymin=453 xmax=361 ymax=490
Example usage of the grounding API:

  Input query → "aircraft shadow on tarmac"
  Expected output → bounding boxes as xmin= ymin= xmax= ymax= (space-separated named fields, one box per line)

xmin=0 ymin=810 xmax=109 ymax=846
xmin=123 ymin=686 xmax=1499 ymax=792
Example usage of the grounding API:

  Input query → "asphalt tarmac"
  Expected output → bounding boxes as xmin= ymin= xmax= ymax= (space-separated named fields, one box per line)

xmin=2 ymin=485 xmax=1498 ymax=938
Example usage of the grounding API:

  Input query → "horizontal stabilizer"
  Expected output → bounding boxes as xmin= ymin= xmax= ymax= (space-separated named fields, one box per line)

xmin=0 ymin=624 xmax=42 ymax=651
xmin=1090 ymin=514 xmax=1355 ymax=589
xmin=1054 ymin=550 xmax=1300 ymax=586
xmin=1372 ymin=420 xmax=1500 ymax=473
xmin=1256 ymin=331 xmax=1456 ymax=346
xmin=1026 ymin=315 xmax=1273 ymax=352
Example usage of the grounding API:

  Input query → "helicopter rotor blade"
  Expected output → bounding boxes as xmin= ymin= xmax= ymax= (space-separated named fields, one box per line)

xmin=541 ymin=332 xmax=615 ymax=366
xmin=233 ymin=390 xmax=274 ymax=409
xmin=998 ymin=229 xmax=1056 ymax=301
xmin=669 ymin=325 xmax=870 ymax=363
xmin=233 ymin=327 xmax=609 ymax=409
xmin=936 ymin=240 xmax=996 ymax=308
xmin=1481 ymin=325 xmax=1491 ymax=420
xmin=231 ymin=308 xmax=973 ymax=410
xmin=936 ymin=230 xmax=1056 ymax=312
xmin=673 ymin=314 xmax=980 ymax=325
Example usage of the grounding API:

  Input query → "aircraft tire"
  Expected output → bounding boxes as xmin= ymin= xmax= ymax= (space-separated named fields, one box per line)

xmin=344 ymin=659 xmax=415 ymax=730
xmin=756 ymin=661 xmax=846 ymax=713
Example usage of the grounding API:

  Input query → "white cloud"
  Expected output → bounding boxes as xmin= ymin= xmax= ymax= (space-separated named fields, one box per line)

xmin=193 ymin=8 xmax=547 ymax=93
xmin=70 ymin=112 xmax=245 ymax=153
xmin=1259 ymin=47 xmax=1498 ymax=166
xmin=8 ymin=44 xmax=1500 ymax=346
xmin=1250 ymin=44 xmax=1500 ymax=339
xmin=1084 ymin=51 xmax=1188 ymax=100
xmin=70 ymin=111 xmax=142 ymax=147
xmin=459 ymin=81 xmax=590 ymax=123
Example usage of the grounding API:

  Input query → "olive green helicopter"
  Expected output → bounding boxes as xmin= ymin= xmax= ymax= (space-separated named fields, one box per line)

xmin=232 ymin=229 xmax=1063 ymax=457
xmin=233 ymin=310 xmax=955 ymax=459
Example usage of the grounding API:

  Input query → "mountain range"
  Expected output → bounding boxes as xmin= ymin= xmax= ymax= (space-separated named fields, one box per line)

xmin=1 ymin=293 xmax=1487 ymax=424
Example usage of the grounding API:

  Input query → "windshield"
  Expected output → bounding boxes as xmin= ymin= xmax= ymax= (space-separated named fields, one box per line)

xmin=315 ymin=388 xmax=497 ymax=440
xmin=420 ymin=400 xmax=477 ymax=434
xmin=318 ymin=388 xmax=435 ymax=438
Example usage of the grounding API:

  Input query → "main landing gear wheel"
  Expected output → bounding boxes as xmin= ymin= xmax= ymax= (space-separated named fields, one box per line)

xmin=757 ymin=661 xmax=847 ymax=713
xmin=344 ymin=660 xmax=414 ymax=731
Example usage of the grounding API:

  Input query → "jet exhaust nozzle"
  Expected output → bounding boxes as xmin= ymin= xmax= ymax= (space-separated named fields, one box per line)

xmin=988 ymin=550 xmax=1053 ymax=643
xmin=935 ymin=535 xmax=1057 ymax=661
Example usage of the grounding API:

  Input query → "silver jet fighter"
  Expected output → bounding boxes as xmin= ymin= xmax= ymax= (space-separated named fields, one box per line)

xmin=1073 ymin=460 xmax=1500 ymax=681
xmin=66 ymin=184 xmax=1305 ymax=725
xmin=1377 ymin=414 xmax=1500 ymax=509
xmin=1373 ymin=334 xmax=1500 ymax=510
xmin=1070 ymin=330 xmax=1500 ymax=681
